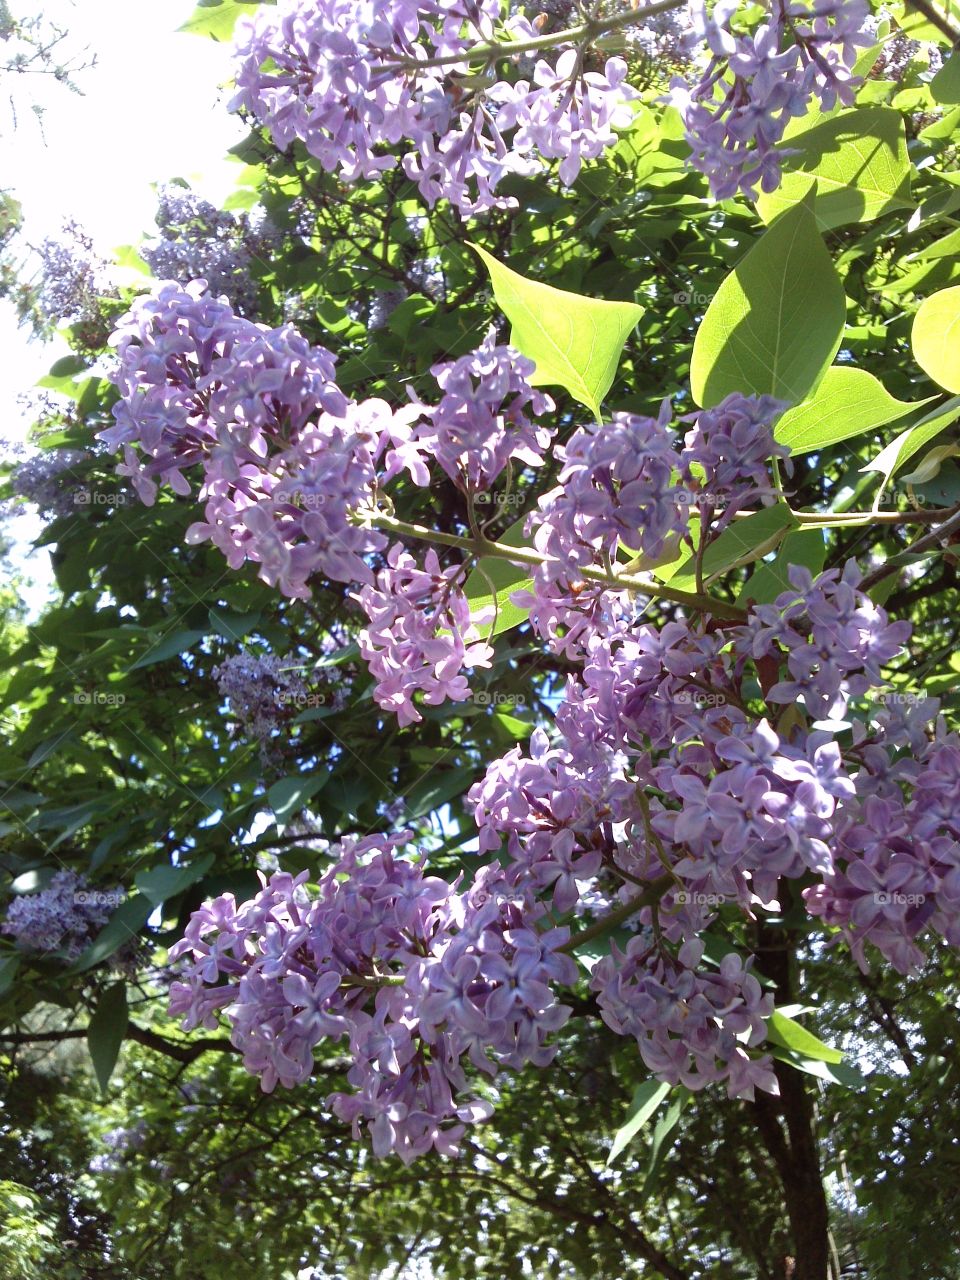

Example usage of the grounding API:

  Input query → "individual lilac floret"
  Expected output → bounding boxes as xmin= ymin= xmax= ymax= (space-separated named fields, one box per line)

xmin=355 ymin=544 xmax=494 ymax=727
xmin=384 ymin=329 xmax=554 ymax=492
xmin=2 ymin=870 xmax=113 ymax=960
xmin=670 ymin=0 xmax=873 ymax=199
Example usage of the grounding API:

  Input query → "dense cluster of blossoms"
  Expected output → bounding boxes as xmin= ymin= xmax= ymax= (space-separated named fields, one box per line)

xmin=229 ymin=0 xmax=639 ymax=217
xmin=168 ymin=835 xmax=577 ymax=1161
xmin=385 ymin=329 xmax=554 ymax=492
xmin=2 ymin=870 xmax=114 ymax=960
xmin=141 ymin=186 xmax=279 ymax=317
xmin=213 ymin=651 xmax=309 ymax=762
xmin=355 ymin=545 xmax=494 ymax=726
xmin=33 ymin=222 xmax=113 ymax=340
xmin=101 ymin=267 xmax=955 ymax=1159
xmin=669 ymin=0 xmax=874 ymax=198
xmin=9 ymin=446 xmax=89 ymax=520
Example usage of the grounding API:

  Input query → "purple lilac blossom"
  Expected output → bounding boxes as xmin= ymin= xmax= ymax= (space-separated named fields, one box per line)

xmin=229 ymin=0 xmax=638 ymax=218
xmin=2 ymin=870 xmax=113 ymax=960
xmin=670 ymin=0 xmax=874 ymax=199
xmin=168 ymin=834 xmax=576 ymax=1163
xmin=355 ymin=544 xmax=494 ymax=726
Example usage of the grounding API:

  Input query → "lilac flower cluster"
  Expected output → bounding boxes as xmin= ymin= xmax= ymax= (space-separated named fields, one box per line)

xmin=9 ymin=447 xmax=89 ymax=520
xmin=168 ymin=835 xmax=576 ymax=1162
xmin=805 ymin=713 xmax=960 ymax=975
xmin=384 ymin=329 xmax=553 ymax=492
xmin=34 ymin=222 xmax=112 ymax=340
xmin=670 ymin=0 xmax=874 ymax=199
xmin=213 ymin=651 xmax=308 ymax=763
xmin=2 ymin=870 xmax=112 ymax=960
xmin=355 ymin=544 xmax=494 ymax=727
xmin=141 ymin=186 xmax=279 ymax=317
xmin=680 ymin=392 xmax=790 ymax=528
xmin=102 ymin=282 xmax=413 ymax=597
xmin=593 ymin=937 xmax=777 ymax=1099
xmin=230 ymin=0 xmax=638 ymax=217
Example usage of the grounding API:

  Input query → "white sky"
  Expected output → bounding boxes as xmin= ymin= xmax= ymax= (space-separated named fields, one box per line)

xmin=2 ymin=0 xmax=247 ymax=608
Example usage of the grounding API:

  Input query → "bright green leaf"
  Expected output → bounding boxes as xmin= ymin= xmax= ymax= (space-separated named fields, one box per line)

xmin=86 ymin=982 xmax=128 ymax=1095
xmin=932 ymin=50 xmax=960 ymax=104
xmin=178 ymin=0 xmax=263 ymax=40
xmin=470 ymin=243 xmax=644 ymax=419
xmin=690 ymin=199 xmax=846 ymax=408
xmin=607 ymin=1080 xmax=671 ymax=1167
xmin=862 ymin=395 xmax=960 ymax=491
xmin=663 ymin=505 xmax=798 ymax=592
xmin=755 ymin=107 xmax=912 ymax=231
xmin=767 ymin=1009 xmax=843 ymax=1063
xmin=774 ymin=366 xmax=934 ymax=455
xmin=463 ymin=517 xmax=534 ymax=640
xmin=912 ymin=286 xmax=960 ymax=393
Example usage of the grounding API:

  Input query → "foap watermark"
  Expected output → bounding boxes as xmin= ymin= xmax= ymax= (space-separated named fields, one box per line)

xmin=870 ymin=690 xmax=924 ymax=706
xmin=675 ymin=890 xmax=728 ymax=906
xmin=273 ymin=488 xmax=328 ymax=510
xmin=75 ymin=889 xmax=126 ymax=909
xmin=74 ymin=690 xmax=126 ymax=707
xmin=473 ymin=691 xmax=527 ymax=708
xmin=675 ymin=689 xmax=728 ymax=708
xmin=279 ymin=691 xmax=330 ymax=709
xmin=473 ymin=491 xmax=525 ymax=507
xmin=875 ymin=891 xmax=926 ymax=907
xmin=73 ymin=489 xmax=131 ymax=507
xmin=676 ymin=487 xmax=727 ymax=507
xmin=673 ymin=289 xmax=714 ymax=307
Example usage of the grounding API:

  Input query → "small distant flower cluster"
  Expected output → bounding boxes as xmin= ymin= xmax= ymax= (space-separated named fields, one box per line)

xmin=669 ymin=0 xmax=874 ymax=199
xmin=230 ymin=0 xmax=639 ymax=217
xmin=213 ymin=651 xmax=309 ymax=763
xmin=2 ymin=870 xmax=113 ymax=960
xmin=9 ymin=447 xmax=89 ymax=520
xmin=33 ymin=222 xmax=114 ymax=346
xmin=141 ymin=186 xmax=279 ymax=317
xmin=169 ymin=835 xmax=576 ymax=1162
xmin=88 ymin=1121 xmax=148 ymax=1173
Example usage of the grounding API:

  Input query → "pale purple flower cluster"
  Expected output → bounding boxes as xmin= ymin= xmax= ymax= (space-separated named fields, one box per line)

xmin=805 ymin=719 xmax=960 ymax=975
xmin=230 ymin=0 xmax=638 ymax=217
xmin=680 ymin=392 xmax=790 ymax=528
xmin=670 ymin=0 xmax=873 ymax=198
xmin=213 ymin=651 xmax=308 ymax=761
xmin=591 ymin=936 xmax=777 ymax=1099
xmin=355 ymin=544 xmax=494 ymax=727
xmin=2 ymin=870 xmax=111 ymax=959
xmin=9 ymin=447 xmax=89 ymax=520
xmin=469 ymin=726 xmax=635 ymax=911
xmin=34 ymin=221 xmax=110 ymax=333
xmin=142 ymin=186 xmax=278 ymax=317
xmin=384 ymin=329 xmax=553 ymax=491
xmin=745 ymin=560 xmax=912 ymax=722
xmin=168 ymin=835 xmax=576 ymax=1162
xmin=103 ymin=282 xmax=411 ymax=597
xmin=104 ymin=281 xmax=344 ymax=503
